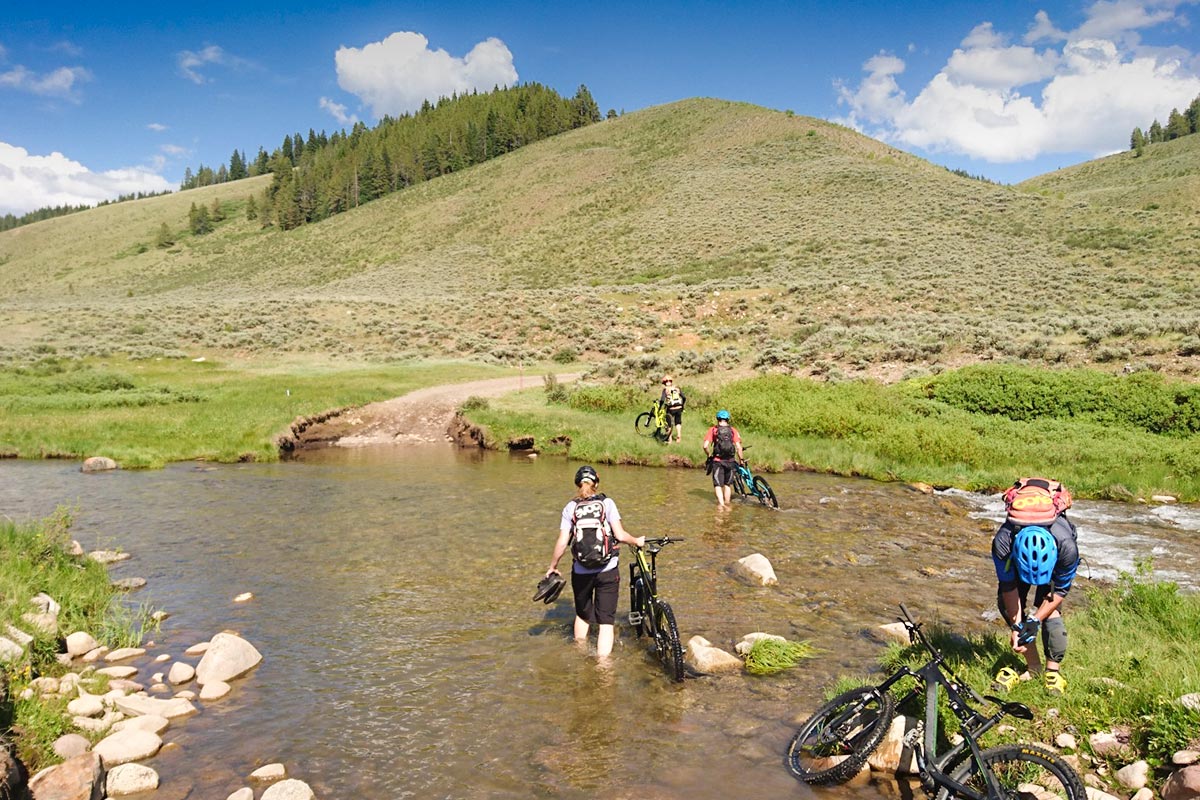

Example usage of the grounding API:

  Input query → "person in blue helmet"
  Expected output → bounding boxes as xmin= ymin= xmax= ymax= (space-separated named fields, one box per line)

xmin=702 ymin=410 xmax=744 ymax=508
xmin=990 ymin=478 xmax=1080 ymax=695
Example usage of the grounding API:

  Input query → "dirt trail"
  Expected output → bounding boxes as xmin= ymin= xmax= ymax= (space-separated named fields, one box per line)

xmin=291 ymin=373 xmax=578 ymax=449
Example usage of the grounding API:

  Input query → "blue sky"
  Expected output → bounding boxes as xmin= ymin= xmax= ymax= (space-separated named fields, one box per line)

xmin=3 ymin=0 xmax=1199 ymax=216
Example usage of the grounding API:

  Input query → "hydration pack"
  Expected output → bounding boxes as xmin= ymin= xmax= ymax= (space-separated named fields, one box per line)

xmin=570 ymin=494 xmax=616 ymax=569
xmin=665 ymin=386 xmax=685 ymax=410
xmin=1004 ymin=477 xmax=1072 ymax=526
xmin=713 ymin=425 xmax=737 ymax=459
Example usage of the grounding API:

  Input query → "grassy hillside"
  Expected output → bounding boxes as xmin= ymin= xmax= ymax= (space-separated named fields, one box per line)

xmin=2 ymin=98 xmax=1198 ymax=380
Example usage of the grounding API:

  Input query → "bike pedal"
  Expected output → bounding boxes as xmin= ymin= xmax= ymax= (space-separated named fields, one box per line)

xmin=628 ymin=612 xmax=643 ymax=625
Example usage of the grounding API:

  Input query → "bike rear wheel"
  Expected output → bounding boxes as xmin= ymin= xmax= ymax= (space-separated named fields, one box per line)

xmin=652 ymin=600 xmax=685 ymax=682
xmin=785 ymin=686 xmax=896 ymax=785
xmin=635 ymin=412 xmax=654 ymax=436
xmin=732 ymin=469 xmax=748 ymax=497
xmin=937 ymin=743 xmax=1087 ymax=800
xmin=628 ymin=570 xmax=646 ymax=637
xmin=752 ymin=475 xmax=779 ymax=508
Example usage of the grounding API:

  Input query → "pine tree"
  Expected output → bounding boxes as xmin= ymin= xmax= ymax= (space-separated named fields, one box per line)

xmin=155 ymin=222 xmax=175 ymax=248
xmin=1130 ymin=127 xmax=1145 ymax=154
xmin=188 ymin=202 xmax=212 ymax=235
xmin=181 ymin=167 xmax=195 ymax=190
xmin=1148 ymin=119 xmax=1164 ymax=143
xmin=210 ymin=197 xmax=225 ymax=222
xmin=570 ymin=85 xmax=601 ymax=128
xmin=281 ymin=135 xmax=294 ymax=165
xmin=229 ymin=149 xmax=247 ymax=180
xmin=1188 ymin=95 xmax=1200 ymax=134
xmin=245 ymin=194 xmax=258 ymax=221
xmin=1166 ymin=108 xmax=1189 ymax=140
xmin=253 ymin=147 xmax=270 ymax=175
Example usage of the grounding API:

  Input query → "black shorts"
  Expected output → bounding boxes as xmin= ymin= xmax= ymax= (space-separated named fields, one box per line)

xmin=711 ymin=459 xmax=737 ymax=487
xmin=665 ymin=408 xmax=683 ymax=426
xmin=572 ymin=567 xmax=620 ymax=625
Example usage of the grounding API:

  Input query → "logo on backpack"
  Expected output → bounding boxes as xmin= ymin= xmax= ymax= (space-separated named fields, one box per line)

xmin=713 ymin=425 xmax=737 ymax=459
xmin=1003 ymin=477 xmax=1072 ymax=526
xmin=570 ymin=494 xmax=616 ymax=569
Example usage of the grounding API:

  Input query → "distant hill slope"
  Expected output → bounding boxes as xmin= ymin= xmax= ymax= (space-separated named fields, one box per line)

xmin=1 ymin=98 xmax=1197 ymax=378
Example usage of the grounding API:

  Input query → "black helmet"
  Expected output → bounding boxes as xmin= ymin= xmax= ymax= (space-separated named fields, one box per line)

xmin=574 ymin=465 xmax=599 ymax=486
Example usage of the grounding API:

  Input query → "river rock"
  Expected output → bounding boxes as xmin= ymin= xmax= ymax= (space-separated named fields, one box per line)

xmin=112 ymin=714 xmax=169 ymax=735
xmin=113 ymin=693 xmax=197 ymax=720
xmin=1175 ymin=751 xmax=1200 ymax=766
xmin=31 ymin=676 xmax=60 ymax=694
xmin=32 ymin=592 xmax=61 ymax=615
xmin=184 ymin=642 xmax=209 ymax=656
xmin=105 ymin=647 xmax=146 ymax=662
xmin=733 ymin=553 xmax=778 ymax=586
xmin=28 ymin=751 xmax=102 ymax=800
xmin=261 ymin=778 xmax=316 ymax=800
xmin=53 ymin=733 xmax=91 ymax=760
xmin=867 ymin=714 xmax=920 ymax=775
xmin=1151 ymin=495 xmax=1178 ymax=504
xmin=1162 ymin=765 xmax=1200 ymax=800
xmin=97 ymin=666 xmax=139 ymax=679
xmin=908 ymin=482 xmax=934 ymax=494
xmin=227 ymin=789 xmax=254 ymax=800
xmin=5 ymin=624 xmax=33 ymax=646
xmin=233 ymin=592 xmax=254 ymax=603
xmin=21 ymin=611 xmax=57 ymax=635
xmin=107 ymin=679 xmax=144 ymax=693
xmin=0 ymin=637 xmax=23 ymax=663
xmin=82 ymin=456 xmax=118 ymax=472
xmin=73 ymin=711 xmax=122 ymax=734
xmin=106 ymin=762 xmax=159 ymax=796
xmin=1132 ymin=789 xmax=1154 ymax=800
xmin=1085 ymin=788 xmax=1123 ymax=800
xmin=1180 ymin=693 xmax=1200 ymax=712
xmin=67 ymin=693 xmax=105 ymax=718
xmin=1056 ymin=733 xmax=1078 ymax=750
xmin=65 ymin=631 xmax=100 ymax=657
xmin=82 ymin=646 xmax=109 ymax=662
xmin=195 ymin=632 xmax=262 ymax=685
xmin=154 ymin=653 xmax=170 ymax=663
xmin=1116 ymin=761 xmax=1150 ymax=790
xmin=92 ymin=728 xmax=162 ymax=767
xmin=251 ymin=763 xmax=287 ymax=780
xmin=734 ymin=632 xmax=785 ymax=655
xmin=111 ymin=578 xmax=147 ymax=591
xmin=1089 ymin=731 xmax=1132 ymax=758
xmin=684 ymin=636 xmax=743 ymax=674
xmin=875 ymin=622 xmax=911 ymax=645
xmin=199 ymin=680 xmax=231 ymax=701
xmin=87 ymin=550 xmax=130 ymax=564
xmin=167 ymin=662 xmax=195 ymax=685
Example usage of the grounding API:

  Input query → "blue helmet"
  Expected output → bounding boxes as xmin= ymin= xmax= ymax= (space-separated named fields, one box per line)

xmin=716 ymin=409 xmax=731 ymax=421
xmin=1013 ymin=525 xmax=1056 ymax=585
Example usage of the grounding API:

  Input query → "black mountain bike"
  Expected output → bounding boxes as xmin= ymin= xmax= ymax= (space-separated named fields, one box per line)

xmin=627 ymin=536 xmax=685 ymax=682
xmin=785 ymin=604 xmax=1086 ymax=800
xmin=731 ymin=446 xmax=778 ymax=508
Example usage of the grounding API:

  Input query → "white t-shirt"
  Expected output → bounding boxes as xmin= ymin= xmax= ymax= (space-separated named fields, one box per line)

xmin=561 ymin=495 xmax=621 ymax=573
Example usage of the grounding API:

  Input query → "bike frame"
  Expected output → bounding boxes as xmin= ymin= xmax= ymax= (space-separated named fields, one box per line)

xmin=628 ymin=544 xmax=661 ymax=623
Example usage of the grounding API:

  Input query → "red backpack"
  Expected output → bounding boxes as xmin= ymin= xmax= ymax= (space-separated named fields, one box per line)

xmin=1003 ymin=478 xmax=1072 ymax=525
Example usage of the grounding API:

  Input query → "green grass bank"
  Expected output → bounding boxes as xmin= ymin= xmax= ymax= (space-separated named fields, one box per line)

xmin=465 ymin=365 xmax=1200 ymax=502
xmin=0 ymin=357 xmax=510 ymax=468
xmin=854 ymin=566 xmax=1200 ymax=770
xmin=1 ymin=511 xmax=145 ymax=770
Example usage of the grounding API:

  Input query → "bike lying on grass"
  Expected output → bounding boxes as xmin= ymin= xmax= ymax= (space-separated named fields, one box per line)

xmin=731 ymin=446 xmax=778 ymax=508
xmin=785 ymin=604 xmax=1085 ymax=800
xmin=628 ymin=536 xmax=686 ymax=682
xmin=634 ymin=400 xmax=671 ymax=443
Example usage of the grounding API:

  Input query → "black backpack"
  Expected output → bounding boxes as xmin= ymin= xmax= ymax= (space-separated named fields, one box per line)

xmin=570 ymin=494 xmax=616 ymax=569
xmin=714 ymin=425 xmax=737 ymax=459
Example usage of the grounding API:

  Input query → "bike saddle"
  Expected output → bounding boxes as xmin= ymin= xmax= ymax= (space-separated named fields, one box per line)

xmin=984 ymin=696 xmax=1035 ymax=720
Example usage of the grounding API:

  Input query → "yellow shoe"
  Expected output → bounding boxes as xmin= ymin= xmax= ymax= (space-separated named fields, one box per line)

xmin=992 ymin=666 xmax=1021 ymax=692
xmin=1044 ymin=670 xmax=1067 ymax=696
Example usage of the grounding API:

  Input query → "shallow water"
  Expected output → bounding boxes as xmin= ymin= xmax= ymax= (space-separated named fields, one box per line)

xmin=1 ymin=451 xmax=1197 ymax=798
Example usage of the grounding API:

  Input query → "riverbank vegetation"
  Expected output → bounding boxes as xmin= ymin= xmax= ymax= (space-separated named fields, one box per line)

xmin=0 ymin=357 xmax=507 ymax=467
xmin=0 ymin=510 xmax=143 ymax=769
xmin=465 ymin=365 xmax=1200 ymax=501
xmin=859 ymin=565 xmax=1200 ymax=769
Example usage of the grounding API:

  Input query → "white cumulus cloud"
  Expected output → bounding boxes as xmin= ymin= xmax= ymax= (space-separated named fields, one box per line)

xmin=835 ymin=1 xmax=1200 ymax=163
xmin=334 ymin=31 xmax=518 ymax=118
xmin=0 ymin=141 xmax=173 ymax=217
xmin=319 ymin=96 xmax=358 ymax=126
xmin=177 ymin=45 xmax=250 ymax=84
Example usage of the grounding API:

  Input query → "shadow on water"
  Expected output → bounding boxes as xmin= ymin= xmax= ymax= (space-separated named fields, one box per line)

xmin=0 ymin=450 xmax=1196 ymax=798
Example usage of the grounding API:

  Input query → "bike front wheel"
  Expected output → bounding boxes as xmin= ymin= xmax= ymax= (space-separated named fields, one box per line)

xmin=752 ymin=475 xmax=779 ymax=508
xmin=635 ymin=412 xmax=654 ymax=435
xmin=652 ymin=600 xmax=685 ymax=682
xmin=785 ymin=686 xmax=896 ymax=785
xmin=937 ymin=743 xmax=1087 ymax=800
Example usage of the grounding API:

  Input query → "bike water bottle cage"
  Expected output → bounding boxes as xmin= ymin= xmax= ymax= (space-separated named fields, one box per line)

xmin=1013 ymin=525 xmax=1056 ymax=584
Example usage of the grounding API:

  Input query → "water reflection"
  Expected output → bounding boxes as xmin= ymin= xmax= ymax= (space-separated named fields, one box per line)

xmin=0 ymin=453 xmax=1195 ymax=798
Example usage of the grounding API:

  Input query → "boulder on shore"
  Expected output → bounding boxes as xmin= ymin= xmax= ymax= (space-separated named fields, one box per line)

xmin=196 ymin=632 xmax=263 ymax=685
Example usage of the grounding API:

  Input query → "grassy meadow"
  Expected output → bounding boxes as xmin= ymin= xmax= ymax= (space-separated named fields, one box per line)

xmin=0 ymin=357 xmax=508 ymax=467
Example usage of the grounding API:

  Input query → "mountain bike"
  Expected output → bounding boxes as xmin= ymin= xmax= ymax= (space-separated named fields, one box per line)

xmin=634 ymin=400 xmax=671 ymax=443
xmin=627 ymin=536 xmax=686 ymax=681
xmin=731 ymin=446 xmax=778 ymax=508
xmin=785 ymin=604 xmax=1085 ymax=800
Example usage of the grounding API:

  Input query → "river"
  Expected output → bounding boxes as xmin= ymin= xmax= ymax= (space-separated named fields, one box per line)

xmin=1 ymin=450 xmax=1197 ymax=798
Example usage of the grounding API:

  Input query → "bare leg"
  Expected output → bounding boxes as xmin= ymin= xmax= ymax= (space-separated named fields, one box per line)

xmin=723 ymin=484 xmax=734 ymax=506
xmin=574 ymin=616 xmax=590 ymax=642
xmin=713 ymin=484 xmax=725 ymax=507
xmin=596 ymin=624 xmax=616 ymax=657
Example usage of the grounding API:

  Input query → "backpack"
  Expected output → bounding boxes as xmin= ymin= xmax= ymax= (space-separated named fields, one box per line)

xmin=713 ymin=425 xmax=737 ymax=459
xmin=570 ymin=494 xmax=617 ymax=569
xmin=665 ymin=386 xmax=685 ymax=410
xmin=1003 ymin=477 xmax=1072 ymax=526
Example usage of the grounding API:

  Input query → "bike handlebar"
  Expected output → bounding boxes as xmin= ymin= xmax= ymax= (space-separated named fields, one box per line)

xmin=641 ymin=536 xmax=684 ymax=547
